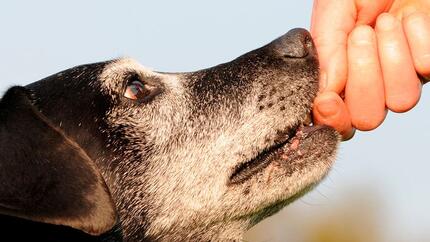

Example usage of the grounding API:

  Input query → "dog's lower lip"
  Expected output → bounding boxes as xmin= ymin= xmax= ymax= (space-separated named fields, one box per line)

xmin=228 ymin=123 xmax=322 ymax=185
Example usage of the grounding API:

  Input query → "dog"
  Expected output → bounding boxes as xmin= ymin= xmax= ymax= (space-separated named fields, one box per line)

xmin=0 ymin=28 xmax=339 ymax=241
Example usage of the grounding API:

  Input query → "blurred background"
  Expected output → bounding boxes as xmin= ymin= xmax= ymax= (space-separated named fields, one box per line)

xmin=1 ymin=1 xmax=429 ymax=241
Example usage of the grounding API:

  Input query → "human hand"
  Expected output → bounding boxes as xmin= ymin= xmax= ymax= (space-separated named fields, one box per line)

xmin=311 ymin=0 xmax=430 ymax=140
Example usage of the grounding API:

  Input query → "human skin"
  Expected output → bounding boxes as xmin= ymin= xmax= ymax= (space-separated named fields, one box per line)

xmin=311 ymin=0 xmax=430 ymax=140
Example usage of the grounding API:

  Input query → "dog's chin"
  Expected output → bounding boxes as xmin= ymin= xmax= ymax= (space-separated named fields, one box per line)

xmin=229 ymin=123 xmax=338 ymax=184
xmin=227 ymin=117 xmax=339 ymax=219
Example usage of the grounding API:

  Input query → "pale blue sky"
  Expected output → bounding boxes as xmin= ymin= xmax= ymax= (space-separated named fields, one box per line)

xmin=1 ymin=1 xmax=429 ymax=241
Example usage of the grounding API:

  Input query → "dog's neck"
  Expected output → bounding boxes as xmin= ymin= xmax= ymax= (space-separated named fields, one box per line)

xmin=103 ymin=187 xmax=248 ymax=241
xmin=158 ymin=223 xmax=246 ymax=241
xmin=115 ymin=217 xmax=247 ymax=241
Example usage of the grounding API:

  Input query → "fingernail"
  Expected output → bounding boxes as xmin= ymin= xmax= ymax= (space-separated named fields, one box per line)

xmin=350 ymin=26 xmax=374 ymax=46
xmin=341 ymin=128 xmax=356 ymax=141
xmin=319 ymin=70 xmax=327 ymax=91
xmin=316 ymin=98 xmax=339 ymax=117
xmin=405 ymin=12 xmax=428 ymax=32
xmin=377 ymin=13 xmax=398 ymax=32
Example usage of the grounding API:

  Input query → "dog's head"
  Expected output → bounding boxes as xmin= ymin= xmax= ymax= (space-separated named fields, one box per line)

xmin=0 ymin=29 xmax=338 ymax=241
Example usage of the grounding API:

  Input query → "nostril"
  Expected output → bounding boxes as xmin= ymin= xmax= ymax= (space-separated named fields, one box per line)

xmin=304 ymin=34 xmax=313 ymax=53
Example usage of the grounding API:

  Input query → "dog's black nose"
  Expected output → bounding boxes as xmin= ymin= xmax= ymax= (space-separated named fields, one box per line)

xmin=270 ymin=28 xmax=315 ymax=58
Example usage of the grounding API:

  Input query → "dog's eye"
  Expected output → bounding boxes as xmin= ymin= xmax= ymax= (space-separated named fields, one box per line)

xmin=124 ymin=80 xmax=158 ymax=101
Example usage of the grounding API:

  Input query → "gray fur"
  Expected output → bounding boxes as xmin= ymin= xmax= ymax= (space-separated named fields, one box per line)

xmin=95 ymin=29 xmax=339 ymax=241
xmin=1 ymin=28 xmax=339 ymax=241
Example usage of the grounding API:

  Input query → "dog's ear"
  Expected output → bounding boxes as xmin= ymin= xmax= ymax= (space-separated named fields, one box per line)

xmin=0 ymin=86 xmax=117 ymax=235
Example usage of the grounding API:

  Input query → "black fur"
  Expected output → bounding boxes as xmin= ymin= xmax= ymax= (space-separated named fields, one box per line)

xmin=0 ymin=87 xmax=117 ymax=241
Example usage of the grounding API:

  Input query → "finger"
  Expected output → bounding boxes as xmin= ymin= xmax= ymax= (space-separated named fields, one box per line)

xmin=345 ymin=25 xmax=387 ymax=131
xmin=403 ymin=12 xmax=430 ymax=77
xmin=313 ymin=91 xmax=354 ymax=140
xmin=376 ymin=13 xmax=421 ymax=113
xmin=311 ymin=0 xmax=356 ymax=93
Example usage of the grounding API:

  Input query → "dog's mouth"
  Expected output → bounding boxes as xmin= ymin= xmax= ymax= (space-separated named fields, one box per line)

xmin=228 ymin=113 xmax=324 ymax=185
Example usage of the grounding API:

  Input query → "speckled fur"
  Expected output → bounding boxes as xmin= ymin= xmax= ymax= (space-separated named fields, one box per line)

xmin=94 ymin=31 xmax=339 ymax=241
xmin=4 ymin=29 xmax=339 ymax=241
